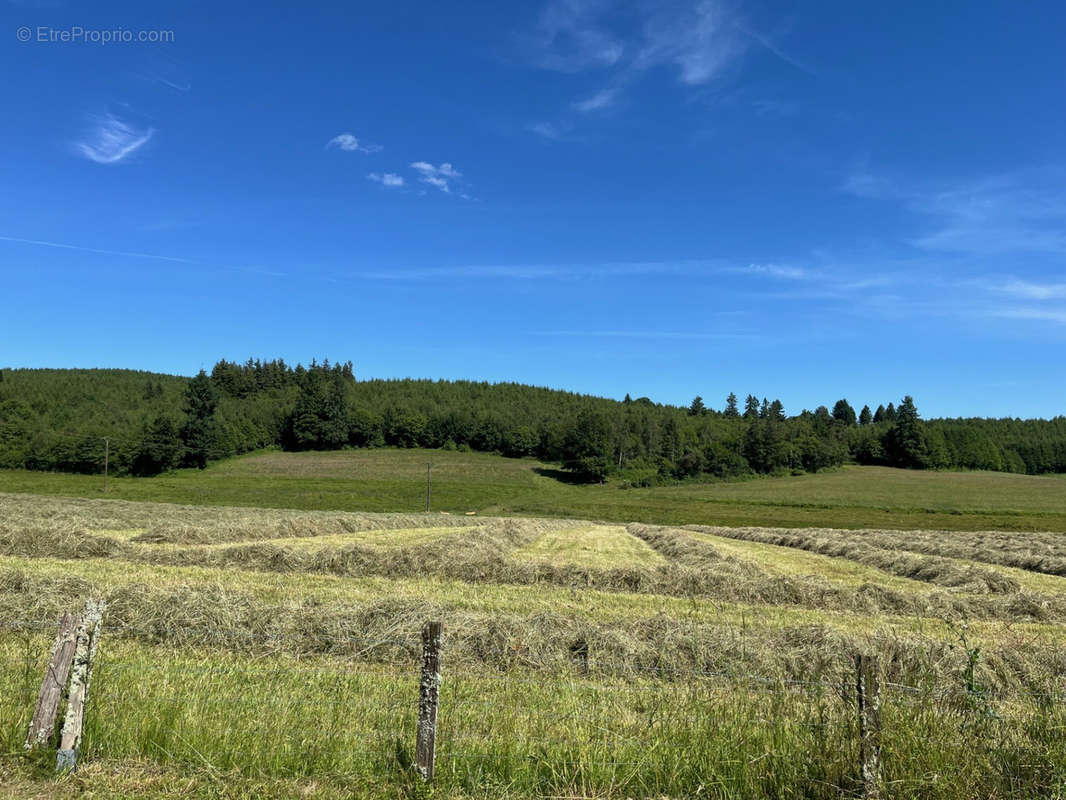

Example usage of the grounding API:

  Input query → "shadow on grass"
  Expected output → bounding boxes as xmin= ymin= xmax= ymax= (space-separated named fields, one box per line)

xmin=532 ymin=467 xmax=592 ymax=486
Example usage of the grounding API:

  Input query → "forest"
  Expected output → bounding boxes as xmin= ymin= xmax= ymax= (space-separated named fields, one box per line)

xmin=1 ymin=360 xmax=1064 ymax=481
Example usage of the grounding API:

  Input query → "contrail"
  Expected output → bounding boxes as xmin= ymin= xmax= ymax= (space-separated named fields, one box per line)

xmin=0 ymin=234 xmax=195 ymax=265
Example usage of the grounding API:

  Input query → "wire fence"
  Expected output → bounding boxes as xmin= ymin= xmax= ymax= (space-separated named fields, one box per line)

xmin=3 ymin=616 xmax=1063 ymax=702
xmin=5 ymin=613 xmax=1065 ymax=799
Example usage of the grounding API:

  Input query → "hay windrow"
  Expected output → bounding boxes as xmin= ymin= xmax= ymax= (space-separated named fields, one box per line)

xmin=684 ymin=524 xmax=1024 ymax=594
xmin=1 ymin=487 xmax=1063 ymax=621
xmin=785 ymin=525 xmax=1066 ymax=580
xmin=0 ymin=526 xmax=123 ymax=559
xmin=2 ymin=569 xmax=1064 ymax=697
xmin=631 ymin=523 xmax=1066 ymax=621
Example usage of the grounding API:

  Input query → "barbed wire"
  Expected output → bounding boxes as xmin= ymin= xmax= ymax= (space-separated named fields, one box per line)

xmin=2 ymin=656 xmax=1060 ymax=704
xmin=2 ymin=618 xmax=1064 ymax=702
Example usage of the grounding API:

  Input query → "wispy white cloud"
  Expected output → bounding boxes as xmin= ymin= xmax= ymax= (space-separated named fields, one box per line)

xmin=635 ymin=0 xmax=748 ymax=86
xmin=840 ymin=169 xmax=894 ymax=199
xmin=529 ymin=329 xmax=760 ymax=340
xmin=343 ymin=258 xmax=900 ymax=287
xmin=343 ymin=258 xmax=854 ymax=283
xmin=410 ymin=161 xmax=463 ymax=194
xmin=528 ymin=0 xmax=625 ymax=73
xmin=572 ymin=87 xmax=619 ymax=112
xmin=527 ymin=0 xmax=754 ymax=114
xmin=985 ymin=278 xmax=1066 ymax=301
xmin=991 ymin=307 xmax=1066 ymax=324
xmin=751 ymin=98 xmax=799 ymax=119
xmin=76 ymin=114 xmax=154 ymax=164
xmin=744 ymin=262 xmax=813 ymax=280
xmin=327 ymin=132 xmax=382 ymax=153
xmin=529 ymin=121 xmax=565 ymax=140
xmin=367 ymin=172 xmax=404 ymax=187
xmin=843 ymin=167 xmax=1066 ymax=256
xmin=346 ymin=260 xmax=710 ymax=281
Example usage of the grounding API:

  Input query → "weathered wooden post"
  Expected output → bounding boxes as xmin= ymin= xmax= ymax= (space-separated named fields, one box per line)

xmin=56 ymin=599 xmax=105 ymax=772
xmin=855 ymin=653 xmax=883 ymax=800
xmin=25 ymin=612 xmax=81 ymax=750
xmin=416 ymin=620 xmax=442 ymax=781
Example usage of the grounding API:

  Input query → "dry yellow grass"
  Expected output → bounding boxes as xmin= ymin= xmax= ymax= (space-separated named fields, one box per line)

xmin=89 ymin=528 xmax=147 ymax=541
xmin=688 ymin=528 xmax=932 ymax=592
xmin=944 ymin=555 xmax=1066 ymax=595
xmin=511 ymin=524 xmax=666 ymax=568
xmin=136 ymin=526 xmax=472 ymax=552
xmin=3 ymin=551 xmax=1061 ymax=652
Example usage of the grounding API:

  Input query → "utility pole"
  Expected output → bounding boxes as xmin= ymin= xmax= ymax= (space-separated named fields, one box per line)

xmin=102 ymin=438 xmax=110 ymax=494
xmin=425 ymin=462 xmax=431 ymax=512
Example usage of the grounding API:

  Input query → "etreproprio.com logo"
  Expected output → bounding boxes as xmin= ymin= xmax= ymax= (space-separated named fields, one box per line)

xmin=17 ymin=26 xmax=175 ymax=44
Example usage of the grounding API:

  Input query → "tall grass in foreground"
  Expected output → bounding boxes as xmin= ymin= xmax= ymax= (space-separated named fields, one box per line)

xmin=3 ymin=636 xmax=1066 ymax=798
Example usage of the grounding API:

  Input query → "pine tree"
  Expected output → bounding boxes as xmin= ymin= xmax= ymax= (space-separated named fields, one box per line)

xmin=873 ymin=404 xmax=886 ymax=424
xmin=688 ymin=396 xmax=706 ymax=416
xmin=884 ymin=402 xmax=898 ymax=423
xmin=859 ymin=405 xmax=873 ymax=426
xmin=885 ymin=395 xmax=928 ymax=468
xmin=133 ymin=415 xmax=183 ymax=476
xmin=832 ymin=399 xmax=857 ymax=426
xmin=743 ymin=394 xmax=760 ymax=420
xmin=564 ymin=408 xmax=612 ymax=482
xmin=180 ymin=370 xmax=220 ymax=468
xmin=724 ymin=393 xmax=739 ymax=418
xmin=288 ymin=364 xmax=350 ymax=449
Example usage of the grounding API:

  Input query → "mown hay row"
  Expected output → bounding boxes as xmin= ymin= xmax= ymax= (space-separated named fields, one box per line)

xmin=1 ymin=568 xmax=1062 ymax=698
xmin=130 ymin=512 xmax=484 ymax=546
xmin=685 ymin=524 xmax=1022 ymax=594
xmin=0 ymin=526 xmax=124 ymax=559
xmin=138 ymin=519 xmax=668 ymax=594
xmin=4 ymin=518 xmax=1062 ymax=622
xmin=631 ymin=523 xmax=1066 ymax=622
xmin=803 ymin=527 xmax=1066 ymax=580
xmin=0 ymin=491 xmax=485 ymax=547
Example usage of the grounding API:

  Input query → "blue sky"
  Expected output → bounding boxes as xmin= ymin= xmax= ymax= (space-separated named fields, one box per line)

xmin=2 ymin=0 xmax=1064 ymax=418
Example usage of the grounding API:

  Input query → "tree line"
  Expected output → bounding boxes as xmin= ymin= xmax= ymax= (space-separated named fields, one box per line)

xmin=1 ymin=361 xmax=1064 ymax=482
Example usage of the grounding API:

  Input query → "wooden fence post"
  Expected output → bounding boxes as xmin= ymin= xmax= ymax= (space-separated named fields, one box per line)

xmin=25 ymin=612 xmax=81 ymax=750
xmin=56 ymin=600 xmax=105 ymax=772
xmin=855 ymin=653 xmax=883 ymax=800
xmin=416 ymin=620 xmax=442 ymax=781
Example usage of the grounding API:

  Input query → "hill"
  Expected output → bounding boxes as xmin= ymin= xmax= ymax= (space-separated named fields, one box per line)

xmin=2 ymin=362 xmax=1066 ymax=483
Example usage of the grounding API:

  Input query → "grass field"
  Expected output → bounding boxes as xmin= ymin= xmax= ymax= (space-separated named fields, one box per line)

xmin=3 ymin=447 xmax=1066 ymax=531
xmin=2 ymin=485 xmax=1066 ymax=798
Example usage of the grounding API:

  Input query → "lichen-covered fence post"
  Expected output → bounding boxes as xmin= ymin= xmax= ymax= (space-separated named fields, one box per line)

xmin=416 ymin=620 xmax=443 ymax=781
xmin=25 ymin=612 xmax=81 ymax=750
xmin=56 ymin=599 xmax=105 ymax=773
xmin=855 ymin=653 xmax=883 ymax=800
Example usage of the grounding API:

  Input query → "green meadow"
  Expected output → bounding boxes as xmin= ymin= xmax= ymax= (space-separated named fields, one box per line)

xmin=3 ymin=447 xmax=1066 ymax=531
